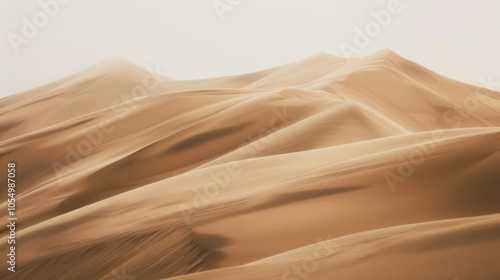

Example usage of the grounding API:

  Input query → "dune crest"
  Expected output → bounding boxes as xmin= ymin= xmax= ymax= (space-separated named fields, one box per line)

xmin=1 ymin=50 xmax=499 ymax=279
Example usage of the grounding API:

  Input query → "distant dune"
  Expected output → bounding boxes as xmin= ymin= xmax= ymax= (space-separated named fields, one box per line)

xmin=1 ymin=50 xmax=499 ymax=279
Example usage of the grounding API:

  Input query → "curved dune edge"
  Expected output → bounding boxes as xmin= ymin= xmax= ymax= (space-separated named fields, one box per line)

xmin=168 ymin=214 xmax=500 ymax=280
xmin=1 ymin=50 xmax=500 ymax=279
xmin=0 ymin=223 xmax=210 ymax=280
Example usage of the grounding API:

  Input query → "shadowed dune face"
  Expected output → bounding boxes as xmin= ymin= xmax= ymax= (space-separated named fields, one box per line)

xmin=1 ymin=50 xmax=500 ymax=280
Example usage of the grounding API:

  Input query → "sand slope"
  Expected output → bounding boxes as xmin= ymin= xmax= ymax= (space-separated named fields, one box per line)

xmin=1 ymin=50 xmax=499 ymax=279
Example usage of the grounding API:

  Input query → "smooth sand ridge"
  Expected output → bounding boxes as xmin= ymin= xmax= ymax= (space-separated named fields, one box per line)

xmin=1 ymin=95 xmax=411 ymax=229
xmin=167 ymin=213 xmax=500 ymax=280
xmin=1 ymin=127 xmax=500 ymax=280
xmin=3 ymin=127 xmax=500 ymax=268
xmin=0 ymin=50 xmax=499 ymax=279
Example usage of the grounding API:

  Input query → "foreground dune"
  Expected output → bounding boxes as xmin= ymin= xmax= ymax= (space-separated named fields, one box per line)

xmin=0 ymin=50 xmax=499 ymax=279
xmin=170 ymin=214 xmax=500 ymax=280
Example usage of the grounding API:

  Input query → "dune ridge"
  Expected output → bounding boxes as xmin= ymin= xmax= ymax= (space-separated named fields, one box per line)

xmin=1 ymin=50 xmax=499 ymax=279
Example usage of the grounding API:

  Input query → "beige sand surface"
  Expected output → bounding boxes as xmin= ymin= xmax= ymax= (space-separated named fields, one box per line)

xmin=1 ymin=50 xmax=499 ymax=279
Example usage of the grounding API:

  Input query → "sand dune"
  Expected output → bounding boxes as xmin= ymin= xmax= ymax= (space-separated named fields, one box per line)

xmin=1 ymin=50 xmax=499 ymax=279
xmin=170 ymin=213 xmax=500 ymax=280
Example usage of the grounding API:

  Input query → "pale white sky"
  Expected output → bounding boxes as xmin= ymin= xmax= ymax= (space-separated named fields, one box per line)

xmin=1 ymin=0 xmax=499 ymax=98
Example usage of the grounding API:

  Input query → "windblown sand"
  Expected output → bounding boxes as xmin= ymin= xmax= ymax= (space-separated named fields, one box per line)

xmin=1 ymin=50 xmax=499 ymax=279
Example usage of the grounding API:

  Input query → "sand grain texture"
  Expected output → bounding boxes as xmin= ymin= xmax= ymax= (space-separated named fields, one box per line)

xmin=1 ymin=50 xmax=499 ymax=279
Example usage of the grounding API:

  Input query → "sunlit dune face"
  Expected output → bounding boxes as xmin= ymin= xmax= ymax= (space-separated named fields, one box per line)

xmin=1 ymin=50 xmax=500 ymax=279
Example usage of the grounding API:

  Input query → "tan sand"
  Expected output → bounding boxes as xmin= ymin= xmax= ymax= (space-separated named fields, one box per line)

xmin=0 ymin=50 xmax=499 ymax=279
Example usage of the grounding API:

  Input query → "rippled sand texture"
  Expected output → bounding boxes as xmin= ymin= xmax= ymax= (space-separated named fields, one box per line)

xmin=1 ymin=50 xmax=500 ymax=279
